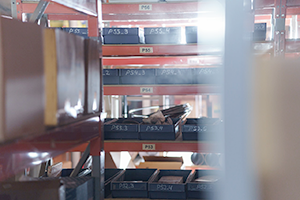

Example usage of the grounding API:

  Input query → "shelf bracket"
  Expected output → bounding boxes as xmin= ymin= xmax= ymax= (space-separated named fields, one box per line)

xmin=274 ymin=0 xmax=286 ymax=56
xmin=29 ymin=0 xmax=50 ymax=24
xmin=70 ymin=143 xmax=90 ymax=177
xmin=11 ymin=0 xmax=17 ymax=19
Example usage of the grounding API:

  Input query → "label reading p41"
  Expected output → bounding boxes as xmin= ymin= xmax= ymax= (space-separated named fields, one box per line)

xmin=140 ymin=47 xmax=153 ymax=53
xmin=143 ymin=144 xmax=155 ymax=150
xmin=139 ymin=4 xmax=152 ymax=11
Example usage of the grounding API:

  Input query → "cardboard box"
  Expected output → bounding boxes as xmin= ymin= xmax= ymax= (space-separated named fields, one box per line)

xmin=44 ymin=29 xmax=85 ymax=126
xmin=0 ymin=17 xmax=45 ymax=143
xmin=84 ymin=39 xmax=100 ymax=114
xmin=137 ymin=156 xmax=183 ymax=170
xmin=0 ymin=179 xmax=65 ymax=200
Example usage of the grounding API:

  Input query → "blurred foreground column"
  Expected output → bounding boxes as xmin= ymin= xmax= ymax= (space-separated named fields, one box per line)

xmin=222 ymin=0 xmax=259 ymax=199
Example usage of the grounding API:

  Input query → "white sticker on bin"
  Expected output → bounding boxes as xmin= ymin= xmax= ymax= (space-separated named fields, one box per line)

xmin=139 ymin=4 xmax=152 ymax=11
xmin=142 ymin=144 xmax=155 ymax=150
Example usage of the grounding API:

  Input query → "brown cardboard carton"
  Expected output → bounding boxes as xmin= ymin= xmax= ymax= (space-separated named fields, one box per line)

xmin=0 ymin=179 xmax=65 ymax=200
xmin=254 ymin=59 xmax=300 ymax=200
xmin=44 ymin=29 xmax=85 ymax=126
xmin=137 ymin=156 xmax=183 ymax=170
xmin=84 ymin=39 xmax=100 ymax=114
xmin=0 ymin=17 xmax=45 ymax=143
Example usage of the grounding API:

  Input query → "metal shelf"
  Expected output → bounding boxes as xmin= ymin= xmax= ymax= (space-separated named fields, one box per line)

xmin=0 ymin=117 xmax=100 ymax=181
xmin=72 ymin=140 xmax=220 ymax=153
xmin=104 ymin=85 xmax=220 ymax=95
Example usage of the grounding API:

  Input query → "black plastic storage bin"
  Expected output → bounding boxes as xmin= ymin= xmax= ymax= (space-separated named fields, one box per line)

xmin=185 ymin=26 xmax=198 ymax=43
xmin=148 ymin=170 xmax=192 ymax=199
xmin=140 ymin=118 xmax=181 ymax=140
xmin=103 ymin=69 xmax=119 ymax=85
xmin=186 ymin=169 xmax=220 ymax=199
xmin=120 ymin=69 xmax=156 ymax=85
xmin=253 ymin=23 xmax=266 ymax=41
xmin=105 ymin=169 xmax=123 ymax=198
xmin=103 ymin=27 xmax=144 ymax=44
xmin=182 ymin=118 xmax=220 ymax=141
xmin=104 ymin=118 xmax=143 ymax=140
xmin=39 ymin=176 xmax=94 ymax=200
xmin=144 ymin=27 xmax=181 ymax=44
xmin=194 ymin=67 xmax=221 ymax=84
xmin=62 ymin=177 xmax=94 ymax=200
xmin=156 ymin=68 xmax=194 ymax=84
xmin=111 ymin=169 xmax=157 ymax=198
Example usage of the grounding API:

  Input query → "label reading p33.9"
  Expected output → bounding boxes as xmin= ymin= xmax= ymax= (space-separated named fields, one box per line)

xmin=139 ymin=4 xmax=152 ymax=11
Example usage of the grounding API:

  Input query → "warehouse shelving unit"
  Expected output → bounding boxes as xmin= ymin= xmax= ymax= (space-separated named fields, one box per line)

xmin=9 ymin=0 xmax=300 ymax=199
xmin=99 ymin=1 xmax=223 ymax=164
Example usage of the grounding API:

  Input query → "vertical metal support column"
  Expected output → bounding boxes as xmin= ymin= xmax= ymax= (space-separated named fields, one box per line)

xmin=91 ymin=137 xmax=104 ymax=200
xmin=13 ymin=0 xmax=23 ymax=20
xmin=221 ymin=0 xmax=258 ymax=199
xmin=92 ymin=2 xmax=104 ymax=199
xmin=274 ymin=0 xmax=287 ymax=57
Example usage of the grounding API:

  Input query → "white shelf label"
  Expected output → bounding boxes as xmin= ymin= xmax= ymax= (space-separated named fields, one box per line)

xmin=140 ymin=47 xmax=153 ymax=53
xmin=140 ymin=87 xmax=153 ymax=94
xmin=142 ymin=144 xmax=156 ymax=150
xmin=188 ymin=58 xmax=200 ymax=65
xmin=139 ymin=4 xmax=152 ymax=11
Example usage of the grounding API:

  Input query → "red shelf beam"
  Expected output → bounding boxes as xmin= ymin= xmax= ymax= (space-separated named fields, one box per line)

xmin=103 ymin=56 xmax=222 ymax=66
xmin=102 ymin=2 xmax=204 ymax=14
xmin=72 ymin=141 xmax=220 ymax=153
xmin=102 ymin=44 xmax=220 ymax=57
xmin=104 ymin=85 xmax=220 ymax=95
xmin=0 ymin=117 xmax=100 ymax=181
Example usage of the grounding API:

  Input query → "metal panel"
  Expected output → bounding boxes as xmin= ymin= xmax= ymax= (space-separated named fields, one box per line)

xmin=52 ymin=0 xmax=97 ymax=16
